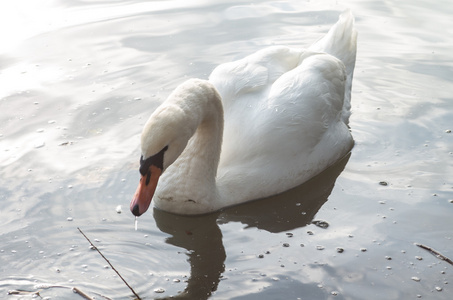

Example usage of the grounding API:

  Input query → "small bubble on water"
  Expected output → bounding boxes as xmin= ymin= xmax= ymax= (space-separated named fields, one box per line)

xmin=379 ymin=181 xmax=388 ymax=186
xmin=385 ymin=256 xmax=392 ymax=260
xmin=360 ymin=248 xmax=367 ymax=252
xmin=154 ymin=288 xmax=165 ymax=293
xmin=435 ymin=286 xmax=442 ymax=292
xmin=282 ymin=243 xmax=290 ymax=247
xmin=316 ymin=245 xmax=325 ymax=250
xmin=67 ymin=217 xmax=73 ymax=221
xmin=115 ymin=205 xmax=122 ymax=213
xmin=415 ymin=256 xmax=423 ymax=260
xmin=34 ymin=284 xmax=51 ymax=289
xmin=331 ymin=291 xmax=339 ymax=296
xmin=257 ymin=254 xmax=264 ymax=258
xmin=445 ymin=129 xmax=451 ymax=133
xmin=411 ymin=277 xmax=421 ymax=282
xmin=307 ymin=230 xmax=314 ymax=235
xmin=336 ymin=247 xmax=344 ymax=253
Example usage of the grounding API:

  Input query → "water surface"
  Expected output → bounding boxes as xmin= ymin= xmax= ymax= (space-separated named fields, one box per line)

xmin=1 ymin=0 xmax=452 ymax=299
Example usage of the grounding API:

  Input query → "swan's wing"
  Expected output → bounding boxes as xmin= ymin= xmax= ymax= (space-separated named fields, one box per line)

xmin=219 ymin=52 xmax=347 ymax=170
xmin=217 ymin=52 xmax=351 ymax=203
xmin=209 ymin=46 xmax=304 ymax=106
xmin=262 ymin=52 xmax=347 ymax=153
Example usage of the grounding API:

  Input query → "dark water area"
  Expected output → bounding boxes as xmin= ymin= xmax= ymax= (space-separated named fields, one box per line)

xmin=1 ymin=0 xmax=452 ymax=299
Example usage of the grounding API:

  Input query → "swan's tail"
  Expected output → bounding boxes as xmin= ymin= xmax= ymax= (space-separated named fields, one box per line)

xmin=309 ymin=10 xmax=357 ymax=76
xmin=309 ymin=10 xmax=357 ymax=124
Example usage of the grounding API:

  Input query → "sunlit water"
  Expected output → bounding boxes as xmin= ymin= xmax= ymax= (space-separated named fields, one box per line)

xmin=1 ymin=0 xmax=452 ymax=299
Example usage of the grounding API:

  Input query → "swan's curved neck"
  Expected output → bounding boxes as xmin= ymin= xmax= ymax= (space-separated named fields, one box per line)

xmin=174 ymin=82 xmax=223 ymax=182
xmin=155 ymin=79 xmax=224 ymax=212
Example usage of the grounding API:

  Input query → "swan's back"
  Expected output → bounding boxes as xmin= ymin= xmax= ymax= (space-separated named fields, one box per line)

xmin=209 ymin=11 xmax=357 ymax=204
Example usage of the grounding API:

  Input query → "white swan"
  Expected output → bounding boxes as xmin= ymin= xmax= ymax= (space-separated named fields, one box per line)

xmin=130 ymin=11 xmax=357 ymax=216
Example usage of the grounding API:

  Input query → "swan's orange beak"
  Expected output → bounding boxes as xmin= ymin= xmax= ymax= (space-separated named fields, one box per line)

xmin=130 ymin=165 xmax=162 ymax=216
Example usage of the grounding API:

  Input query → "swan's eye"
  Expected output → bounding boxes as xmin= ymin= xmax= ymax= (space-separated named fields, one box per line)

xmin=139 ymin=145 xmax=169 ymax=176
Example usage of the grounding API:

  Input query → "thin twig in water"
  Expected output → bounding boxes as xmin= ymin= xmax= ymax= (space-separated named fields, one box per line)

xmin=8 ymin=285 xmax=100 ymax=300
xmin=7 ymin=290 xmax=40 ymax=297
xmin=77 ymin=227 xmax=142 ymax=300
xmin=72 ymin=287 xmax=95 ymax=300
xmin=415 ymin=243 xmax=453 ymax=266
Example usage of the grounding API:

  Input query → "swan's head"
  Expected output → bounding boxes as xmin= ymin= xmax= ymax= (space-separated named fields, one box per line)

xmin=130 ymin=103 xmax=196 ymax=217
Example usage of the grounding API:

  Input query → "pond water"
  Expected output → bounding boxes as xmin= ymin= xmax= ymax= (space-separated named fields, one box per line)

xmin=1 ymin=0 xmax=452 ymax=299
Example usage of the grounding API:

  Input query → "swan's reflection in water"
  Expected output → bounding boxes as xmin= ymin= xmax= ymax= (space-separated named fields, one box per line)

xmin=154 ymin=211 xmax=225 ymax=299
xmin=153 ymin=154 xmax=350 ymax=299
